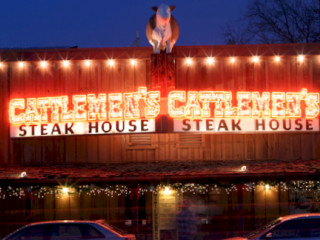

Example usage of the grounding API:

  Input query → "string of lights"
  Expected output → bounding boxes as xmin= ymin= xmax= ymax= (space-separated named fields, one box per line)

xmin=0 ymin=180 xmax=320 ymax=199
xmin=0 ymin=54 xmax=314 ymax=70
xmin=0 ymin=59 xmax=136 ymax=69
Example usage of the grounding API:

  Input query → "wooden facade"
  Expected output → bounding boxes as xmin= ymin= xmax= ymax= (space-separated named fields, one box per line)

xmin=1 ymin=43 xmax=320 ymax=165
xmin=1 ymin=43 xmax=320 ymax=239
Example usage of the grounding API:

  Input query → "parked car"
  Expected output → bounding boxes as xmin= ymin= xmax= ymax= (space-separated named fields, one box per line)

xmin=3 ymin=220 xmax=136 ymax=240
xmin=225 ymin=213 xmax=320 ymax=240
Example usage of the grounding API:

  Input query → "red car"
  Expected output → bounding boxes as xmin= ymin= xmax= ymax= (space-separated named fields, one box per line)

xmin=225 ymin=213 xmax=320 ymax=240
xmin=3 ymin=220 xmax=136 ymax=240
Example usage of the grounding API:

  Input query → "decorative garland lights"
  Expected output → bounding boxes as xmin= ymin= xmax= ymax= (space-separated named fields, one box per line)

xmin=0 ymin=54 xmax=313 ymax=70
xmin=0 ymin=181 xmax=320 ymax=200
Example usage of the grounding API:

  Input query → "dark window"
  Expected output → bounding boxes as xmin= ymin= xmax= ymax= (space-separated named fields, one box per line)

xmin=263 ymin=218 xmax=320 ymax=239
xmin=50 ymin=223 xmax=104 ymax=240
xmin=50 ymin=224 xmax=81 ymax=240
xmin=8 ymin=225 xmax=48 ymax=240
xmin=125 ymin=194 xmax=132 ymax=220
xmin=138 ymin=194 xmax=146 ymax=220
xmin=80 ymin=224 xmax=105 ymax=239
xmin=305 ymin=218 xmax=320 ymax=238
xmin=264 ymin=219 xmax=305 ymax=239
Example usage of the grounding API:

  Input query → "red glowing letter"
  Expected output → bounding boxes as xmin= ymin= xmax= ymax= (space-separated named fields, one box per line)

xmin=109 ymin=93 xmax=123 ymax=120
xmin=73 ymin=95 xmax=87 ymax=121
xmin=124 ymin=92 xmax=141 ymax=119
xmin=286 ymin=92 xmax=302 ymax=117
xmin=37 ymin=98 xmax=50 ymax=122
xmin=51 ymin=97 xmax=63 ymax=122
xmin=145 ymin=91 xmax=161 ymax=118
xmin=61 ymin=96 xmax=74 ymax=121
xmin=224 ymin=92 xmax=238 ymax=118
xmin=88 ymin=94 xmax=107 ymax=120
xmin=212 ymin=92 xmax=225 ymax=117
xmin=237 ymin=92 xmax=251 ymax=117
xmin=305 ymin=93 xmax=320 ymax=118
xmin=252 ymin=92 xmax=270 ymax=118
xmin=168 ymin=91 xmax=186 ymax=118
xmin=272 ymin=92 xmax=285 ymax=118
xmin=185 ymin=91 xmax=202 ymax=118
xmin=9 ymin=99 xmax=25 ymax=124
xmin=199 ymin=91 xmax=213 ymax=118
xmin=25 ymin=98 xmax=40 ymax=123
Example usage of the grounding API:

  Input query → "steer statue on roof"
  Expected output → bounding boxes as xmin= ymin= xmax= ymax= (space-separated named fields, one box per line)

xmin=146 ymin=4 xmax=179 ymax=53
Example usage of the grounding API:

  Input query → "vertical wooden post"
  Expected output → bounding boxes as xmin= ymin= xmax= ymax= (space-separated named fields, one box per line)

xmin=130 ymin=186 xmax=140 ymax=236
xmin=227 ymin=193 xmax=233 ymax=233
xmin=151 ymin=52 xmax=176 ymax=133
xmin=278 ymin=184 xmax=282 ymax=215
xmin=236 ymin=184 xmax=244 ymax=234
xmin=250 ymin=186 xmax=255 ymax=230
xmin=151 ymin=53 xmax=176 ymax=95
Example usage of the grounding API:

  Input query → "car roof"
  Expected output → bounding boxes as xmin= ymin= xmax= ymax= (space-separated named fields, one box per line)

xmin=279 ymin=213 xmax=320 ymax=222
xmin=23 ymin=220 xmax=99 ymax=226
xmin=17 ymin=220 xmax=133 ymax=238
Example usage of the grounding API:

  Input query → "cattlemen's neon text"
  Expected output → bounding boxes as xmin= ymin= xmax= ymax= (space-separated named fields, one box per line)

xmin=9 ymin=87 xmax=160 ymax=124
xmin=168 ymin=88 xmax=319 ymax=119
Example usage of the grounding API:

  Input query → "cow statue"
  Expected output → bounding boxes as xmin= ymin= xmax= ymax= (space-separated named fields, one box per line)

xmin=146 ymin=4 xmax=179 ymax=53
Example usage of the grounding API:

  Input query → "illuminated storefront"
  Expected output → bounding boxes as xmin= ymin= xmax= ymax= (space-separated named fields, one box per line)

xmin=0 ymin=43 xmax=320 ymax=239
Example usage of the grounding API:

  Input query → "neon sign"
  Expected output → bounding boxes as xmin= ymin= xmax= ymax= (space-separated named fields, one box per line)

xmin=9 ymin=88 xmax=320 ymax=137
xmin=168 ymin=88 xmax=319 ymax=119
xmin=168 ymin=89 xmax=319 ymax=133
xmin=9 ymin=87 xmax=160 ymax=137
xmin=9 ymin=87 xmax=160 ymax=124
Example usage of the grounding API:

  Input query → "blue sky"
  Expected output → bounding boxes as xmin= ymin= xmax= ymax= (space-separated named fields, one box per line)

xmin=0 ymin=0 xmax=249 ymax=48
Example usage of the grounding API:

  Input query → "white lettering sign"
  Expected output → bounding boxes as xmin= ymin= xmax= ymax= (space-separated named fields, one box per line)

xmin=10 ymin=119 xmax=155 ymax=138
xmin=174 ymin=118 xmax=319 ymax=133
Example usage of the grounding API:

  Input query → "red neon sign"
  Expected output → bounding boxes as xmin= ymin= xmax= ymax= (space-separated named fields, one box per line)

xmin=9 ymin=88 xmax=320 ymax=126
xmin=9 ymin=87 xmax=161 ymax=124
xmin=168 ymin=88 xmax=319 ymax=119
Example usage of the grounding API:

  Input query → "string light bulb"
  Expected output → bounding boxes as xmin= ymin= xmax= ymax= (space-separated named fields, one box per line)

xmin=62 ymin=187 xmax=69 ymax=194
xmin=186 ymin=57 xmax=192 ymax=66
xmin=108 ymin=59 xmax=115 ymax=67
xmin=206 ymin=57 xmax=214 ymax=65
xmin=130 ymin=59 xmax=136 ymax=66
xmin=40 ymin=61 xmax=48 ymax=68
xmin=230 ymin=57 xmax=236 ymax=63
xmin=265 ymin=184 xmax=270 ymax=190
xmin=298 ymin=55 xmax=304 ymax=63
xmin=274 ymin=56 xmax=281 ymax=62
xmin=252 ymin=56 xmax=260 ymax=63
xmin=62 ymin=60 xmax=70 ymax=68
xmin=20 ymin=172 xmax=27 ymax=178
xmin=0 ymin=62 xmax=3 ymax=68
xmin=84 ymin=60 xmax=91 ymax=67
xmin=18 ymin=61 xmax=24 ymax=68
xmin=164 ymin=187 xmax=171 ymax=195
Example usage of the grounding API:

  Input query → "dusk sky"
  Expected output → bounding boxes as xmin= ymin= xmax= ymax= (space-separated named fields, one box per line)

xmin=0 ymin=0 xmax=249 ymax=49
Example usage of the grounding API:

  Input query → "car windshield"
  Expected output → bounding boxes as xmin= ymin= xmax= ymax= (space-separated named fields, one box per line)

xmin=242 ymin=218 xmax=281 ymax=238
xmin=97 ymin=220 xmax=128 ymax=235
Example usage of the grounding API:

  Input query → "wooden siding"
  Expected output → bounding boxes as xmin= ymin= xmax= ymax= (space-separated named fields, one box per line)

xmin=1 ymin=44 xmax=320 ymax=164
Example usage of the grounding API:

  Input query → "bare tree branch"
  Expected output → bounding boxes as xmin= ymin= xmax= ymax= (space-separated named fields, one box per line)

xmin=223 ymin=0 xmax=320 ymax=44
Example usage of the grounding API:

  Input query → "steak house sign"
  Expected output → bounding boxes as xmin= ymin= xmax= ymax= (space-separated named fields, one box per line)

xmin=9 ymin=87 xmax=320 ymax=137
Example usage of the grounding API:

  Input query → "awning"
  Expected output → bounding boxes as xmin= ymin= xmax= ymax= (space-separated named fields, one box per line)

xmin=1 ymin=159 xmax=320 ymax=185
